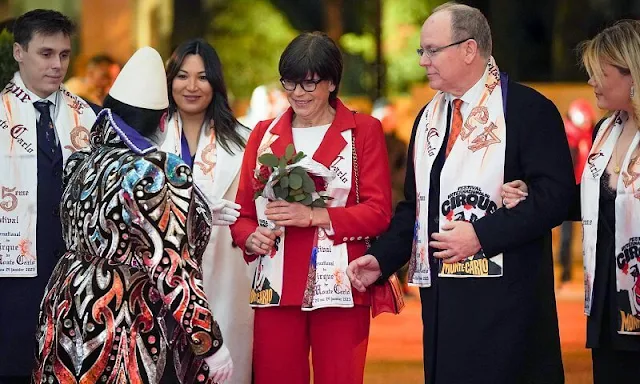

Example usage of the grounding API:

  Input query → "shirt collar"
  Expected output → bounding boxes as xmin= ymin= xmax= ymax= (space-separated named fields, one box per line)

xmin=14 ymin=72 xmax=59 ymax=107
xmin=446 ymin=64 xmax=489 ymax=107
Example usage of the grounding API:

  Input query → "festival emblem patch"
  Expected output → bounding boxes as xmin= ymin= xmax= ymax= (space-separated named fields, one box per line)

xmin=64 ymin=126 xmax=90 ymax=153
xmin=438 ymin=185 xmax=503 ymax=277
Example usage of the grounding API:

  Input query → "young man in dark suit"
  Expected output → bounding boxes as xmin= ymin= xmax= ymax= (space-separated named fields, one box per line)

xmin=0 ymin=10 xmax=97 ymax=384
xmin=348 ymin=2 xmax=574 ymax=383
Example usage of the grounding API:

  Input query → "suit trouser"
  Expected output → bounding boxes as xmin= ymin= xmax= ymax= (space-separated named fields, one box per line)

xmin=253 ymin=305 xmax=370 ymax=384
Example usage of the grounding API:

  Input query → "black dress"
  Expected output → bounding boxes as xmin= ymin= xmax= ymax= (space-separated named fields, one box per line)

xmin=587 ymin=170 xmax=640 ymax=383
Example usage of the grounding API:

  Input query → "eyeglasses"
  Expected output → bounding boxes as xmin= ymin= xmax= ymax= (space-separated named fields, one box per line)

xmin=280 ymin=78 xmax=323 ymax=92
xmin=417 ymin=37 xmax=474 ymax=58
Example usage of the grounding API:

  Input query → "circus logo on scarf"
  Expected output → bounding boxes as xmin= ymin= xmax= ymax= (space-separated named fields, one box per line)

xmin=441 ymin=185 xmax=497 ymax=223
xmin=616 ymin=237 xmax=640 ymax=333
xmin=439 ymin=185 xmax=502 ymax=277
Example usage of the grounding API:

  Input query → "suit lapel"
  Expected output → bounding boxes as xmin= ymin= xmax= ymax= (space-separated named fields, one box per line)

xmin=269 ymin=109 xmax=294 ymax=158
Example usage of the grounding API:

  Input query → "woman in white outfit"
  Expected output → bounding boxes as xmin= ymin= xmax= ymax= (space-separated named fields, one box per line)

xmin=160 ymin=38 xmax=253 ymax=384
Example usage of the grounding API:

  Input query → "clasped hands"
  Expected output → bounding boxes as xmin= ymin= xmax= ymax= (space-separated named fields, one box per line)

xmin=244 ymin=201 xmax=312 ymax=255
xmin=347 ymin=220 xmax=482 ymax=293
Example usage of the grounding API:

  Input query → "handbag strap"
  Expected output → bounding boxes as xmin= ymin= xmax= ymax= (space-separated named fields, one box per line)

xmin=352 ymin=132 xmax=370 ymax=248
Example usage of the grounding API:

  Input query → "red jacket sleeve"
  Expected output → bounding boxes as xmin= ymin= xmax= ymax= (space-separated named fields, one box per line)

xmin=326 ymin=115 xmax=392 ymax=244
xmin=230 ymin=121 xmax=269 ymax=263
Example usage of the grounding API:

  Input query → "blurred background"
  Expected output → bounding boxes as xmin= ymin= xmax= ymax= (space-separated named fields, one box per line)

xmin=2 ymin=1 xmax=640 ymax=383
xmin=2 ymin=0 xmax=639 ymax=137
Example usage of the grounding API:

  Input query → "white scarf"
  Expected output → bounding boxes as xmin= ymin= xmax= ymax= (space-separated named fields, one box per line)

xmin=409 ymin=58 xmax=506 ymax=287
xmin=159 ymin=114 xmax=217 ymax=196
xmin=581 ymin=111 xmax=640 ymax=334
xmin=0 ymin=72 xmax=96 ymax=277
xmin=251 ymin=114 xmax=354 ymax=310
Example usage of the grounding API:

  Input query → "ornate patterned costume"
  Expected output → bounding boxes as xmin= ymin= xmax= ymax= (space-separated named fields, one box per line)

xmin=33 ymin=110 xmax=223 ymax=384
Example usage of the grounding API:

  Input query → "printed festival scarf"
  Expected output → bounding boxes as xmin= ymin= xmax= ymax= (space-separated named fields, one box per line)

xmin=0 ymin=72 xmax=96 ymax=277
xmin=409 ymin=57 xmax=507 ymax=287
xmin=250 ymin=113 xmax=355 ymax=310
xmin=582 ymin=111 xmax=640 ymax=334
xmin=159 ymin=114 xmax=217 ymax=199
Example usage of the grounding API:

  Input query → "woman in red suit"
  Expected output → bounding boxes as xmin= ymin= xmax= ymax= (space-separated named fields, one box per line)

xmin=230 ymin=32 xmax=392 ymax=384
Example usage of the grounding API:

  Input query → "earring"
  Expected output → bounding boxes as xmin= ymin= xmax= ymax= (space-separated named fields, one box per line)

xmin=631 ymin=85 xmax=635 ymax=98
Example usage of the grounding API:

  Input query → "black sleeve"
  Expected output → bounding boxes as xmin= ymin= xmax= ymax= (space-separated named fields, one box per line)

xmin=368 ymin=106 xmax=425 ymax=279
xmin=567 ymin=117 xmax=606 ymax=221
xmin=472 ymin=95 xmax=576 ymax=257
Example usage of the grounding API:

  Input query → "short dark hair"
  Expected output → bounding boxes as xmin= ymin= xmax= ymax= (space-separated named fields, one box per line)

xmin=279 ymin=32 xmax=343 ymax=100
xmin=166 ymin=38 xmax=247 ymax=154
xmin=13 ymin=9 xmax=75 ymax=49
xmin=103 ymin=95 xmax=164 ymax=138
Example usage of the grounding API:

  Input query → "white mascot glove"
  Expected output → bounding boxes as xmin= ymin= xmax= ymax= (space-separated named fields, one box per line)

xmin=210 ymin=199 xmax=241 ymax=226
xmin=204 ymin=344 xmax=234 ymax=383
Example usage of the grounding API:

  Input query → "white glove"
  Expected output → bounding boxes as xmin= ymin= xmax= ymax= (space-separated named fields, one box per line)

xmin=204 ymin=344 xmax=234 ymax=383
xmin=210 ymin=199 xmax=241 ymax=226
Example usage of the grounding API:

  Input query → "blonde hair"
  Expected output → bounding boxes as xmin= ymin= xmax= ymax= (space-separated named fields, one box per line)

xmin=579 ymin=19 xmax=640 ymax=119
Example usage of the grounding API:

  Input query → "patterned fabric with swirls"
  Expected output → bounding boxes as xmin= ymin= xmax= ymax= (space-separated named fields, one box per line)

xmin=32 ymin=113 xmax=222 ymax=384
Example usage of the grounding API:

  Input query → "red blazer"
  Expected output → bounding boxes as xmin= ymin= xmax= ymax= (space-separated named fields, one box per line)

xmin=231 ymin=98 xmax=392 ymax=306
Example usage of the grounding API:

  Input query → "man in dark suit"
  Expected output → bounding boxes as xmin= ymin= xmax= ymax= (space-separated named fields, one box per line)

xmin=347 ymin=2 xmax=574 ymax=383
xmin=0 ymin=10 xmax=97 ymax=383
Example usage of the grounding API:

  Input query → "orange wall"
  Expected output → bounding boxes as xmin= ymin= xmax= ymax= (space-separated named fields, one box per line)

xmin=80 ymin=0 xmax=134 ymax=66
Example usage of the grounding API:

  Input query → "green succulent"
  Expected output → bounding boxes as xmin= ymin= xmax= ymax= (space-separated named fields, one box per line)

xmin=0 ymin=29 xmax=17 ymax=88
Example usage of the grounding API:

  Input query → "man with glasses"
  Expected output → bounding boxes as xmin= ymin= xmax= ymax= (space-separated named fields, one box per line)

xmin=347 ymin=2 xmax=573 ymax=383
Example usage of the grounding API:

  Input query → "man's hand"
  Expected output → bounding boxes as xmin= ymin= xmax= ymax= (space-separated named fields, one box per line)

xmin=430 ymin=221 xmax=481 ymax=263
xmin=347 ymin=255 xmax=382 ymax=292
xmin=265 ymin=200 xmax=312 ymax=227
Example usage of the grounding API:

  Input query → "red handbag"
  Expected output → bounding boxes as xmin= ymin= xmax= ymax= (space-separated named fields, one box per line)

xmin=352 ymin=132 xmax=405 ymax=318
xmin=370 ymin=272 xmax=406 ymax=317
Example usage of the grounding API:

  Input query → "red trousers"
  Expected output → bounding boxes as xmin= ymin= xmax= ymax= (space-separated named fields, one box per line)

xmin=253 ymin=305 xmax=370 ymax=384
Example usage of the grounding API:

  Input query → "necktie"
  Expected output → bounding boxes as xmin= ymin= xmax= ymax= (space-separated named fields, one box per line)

xmin=445 ymin=99 xmax=463 ymax=158
xmin=34 ymin=100 xmax=60 ymax=157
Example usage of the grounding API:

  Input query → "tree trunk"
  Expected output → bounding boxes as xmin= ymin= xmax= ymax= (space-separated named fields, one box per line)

xmin=170 ymin=0 xmax=209 ymax=53
xmin=323 ymin=0 xmax=343 ymax=42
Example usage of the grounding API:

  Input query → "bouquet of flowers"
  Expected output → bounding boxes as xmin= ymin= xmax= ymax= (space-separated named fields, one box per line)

xmin=253 ymin=144 xmax=333 ymax=207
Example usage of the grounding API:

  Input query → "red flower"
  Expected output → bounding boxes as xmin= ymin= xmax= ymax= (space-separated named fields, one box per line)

xmin=311 ymin=175 xmax=326 ymax=192
xmin=253 ymin=165 xmax=272 ymax=192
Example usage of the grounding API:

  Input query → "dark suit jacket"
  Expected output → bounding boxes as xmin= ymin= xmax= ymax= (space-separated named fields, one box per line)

xmin=0 ymin=133 xmax=67 ymax=377
xmin=369 ymin=80 xmax=574 ymax=384
xmin=0 ymin=101 xmax=100 ymax=377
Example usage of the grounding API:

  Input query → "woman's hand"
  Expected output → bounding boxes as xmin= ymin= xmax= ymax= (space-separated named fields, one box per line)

xmin=501 ymin=180 xmax=528 ymax=209
xmin=245 ymin=226 xmax=283 ymax=255
xmin=265 ymin=200 xmax=312 ymax=228
xmin=210 ymin=199 xmax=241 ymax=226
